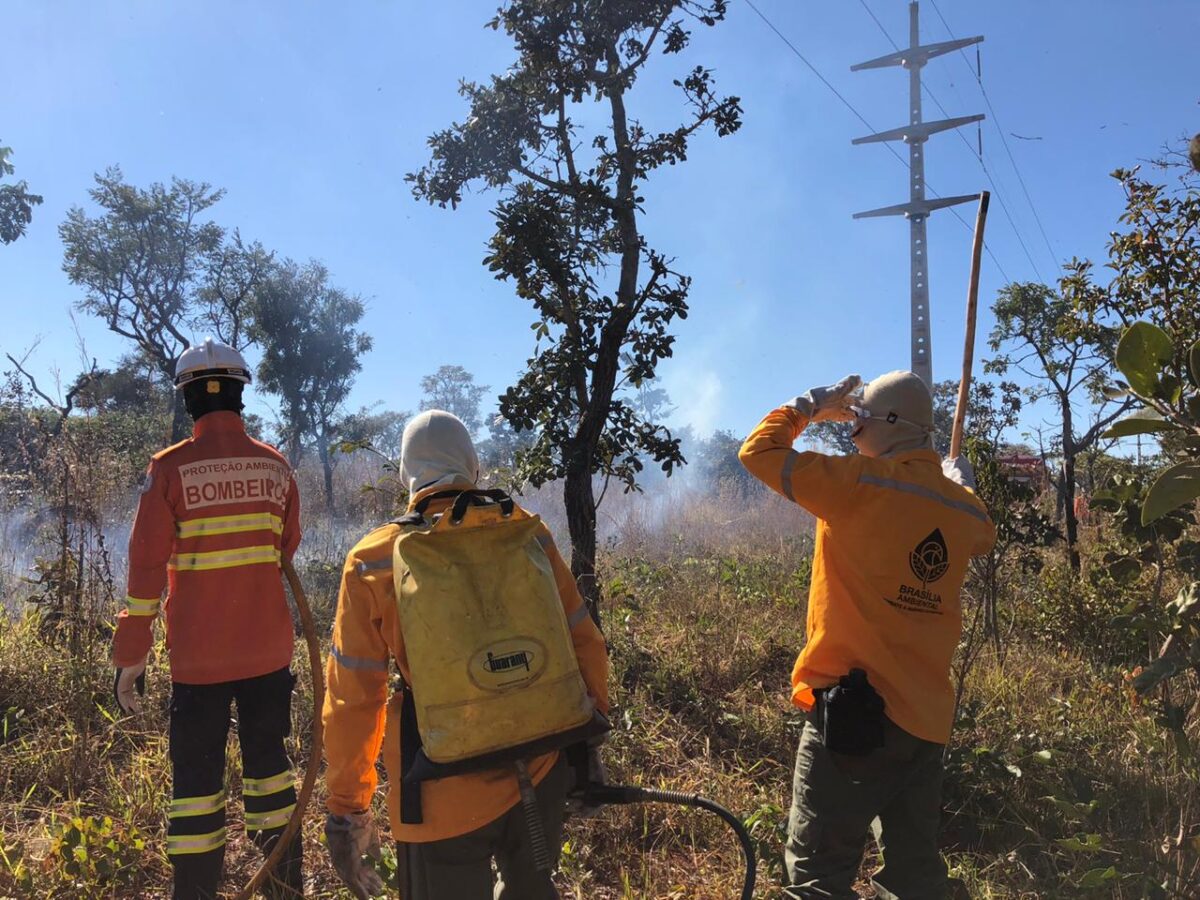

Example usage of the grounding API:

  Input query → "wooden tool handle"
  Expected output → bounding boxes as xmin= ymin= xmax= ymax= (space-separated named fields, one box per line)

xmin=950 ymin=191 xmax=991 ymax=460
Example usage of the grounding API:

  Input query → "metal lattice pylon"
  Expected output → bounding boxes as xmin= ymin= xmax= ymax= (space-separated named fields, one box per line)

xmin=851 ymin=2 xmax=983 ymax=387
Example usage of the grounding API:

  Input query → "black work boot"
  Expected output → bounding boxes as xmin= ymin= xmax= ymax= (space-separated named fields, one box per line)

xmin=171 ymin=849 xmax=224 ymax=900
xmin=253 ymin=827 xmax=304 ymax=899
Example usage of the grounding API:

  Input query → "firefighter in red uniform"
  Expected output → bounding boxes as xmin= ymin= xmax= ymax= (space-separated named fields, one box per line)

xmin=111 ymin=338 xmax=304 ymax=899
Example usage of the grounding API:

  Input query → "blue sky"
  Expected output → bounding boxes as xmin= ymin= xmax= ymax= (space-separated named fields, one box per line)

xmin=2 ymin=0 xmax=1197 ymax=445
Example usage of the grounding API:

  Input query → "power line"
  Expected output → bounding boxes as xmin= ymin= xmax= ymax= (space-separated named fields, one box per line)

xmin=855 ymin=0 xmax=1043 ymax=283
xmin=744 ymin=0 xmax=888 ymax=145
xmin=744 ymin=0 xmax=1013 ymax=285
xmin=856 ymin=0 xmax=898 ymax=50
xmin=928 ymin=0 xmax=1059 ymax=276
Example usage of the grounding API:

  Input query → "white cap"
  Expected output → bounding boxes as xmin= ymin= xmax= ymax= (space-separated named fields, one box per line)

xmin=174 ymin=338 xmax=251 ymax=389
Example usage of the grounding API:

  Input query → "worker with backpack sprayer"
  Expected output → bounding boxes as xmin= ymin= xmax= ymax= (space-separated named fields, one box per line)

xmin=321 ymin=409 xmax=610 ymax=899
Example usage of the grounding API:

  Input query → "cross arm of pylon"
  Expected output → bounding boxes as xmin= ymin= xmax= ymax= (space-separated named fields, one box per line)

xmin=853 ymin=114 xmax=984 ymax=146
xmin=850 ymin=34 xmax=983 ymax=71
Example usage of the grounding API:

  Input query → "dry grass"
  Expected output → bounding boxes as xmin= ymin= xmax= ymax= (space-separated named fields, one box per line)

xmin=2 ymin=481 xmax=1199 ymax=898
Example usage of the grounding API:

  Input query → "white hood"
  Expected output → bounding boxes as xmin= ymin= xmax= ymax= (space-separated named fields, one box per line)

xmin=399 ymin=410 xmax=480 ymax=495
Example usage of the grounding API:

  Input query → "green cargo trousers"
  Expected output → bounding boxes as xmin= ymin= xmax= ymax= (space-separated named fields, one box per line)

xmin=784 ymin=718 xmax=948 ymax=900
xmin=396 ymin=755 xmax=570 ymax=900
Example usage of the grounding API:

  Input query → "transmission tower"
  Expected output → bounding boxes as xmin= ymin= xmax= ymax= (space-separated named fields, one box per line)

xmin=851 ymin=1 xmax=983 ymax=387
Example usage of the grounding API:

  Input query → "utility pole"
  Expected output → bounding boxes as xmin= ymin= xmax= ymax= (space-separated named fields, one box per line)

xmin=851 ymin=1 xmax=983 ymax=387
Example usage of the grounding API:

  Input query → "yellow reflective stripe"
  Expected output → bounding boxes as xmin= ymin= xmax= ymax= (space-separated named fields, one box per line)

xmin=167 ymin=828 xmax=227 ymax=855
xmin=245 ymin=804 xmax=295 ymax=831
xmin=169 ymin=545 xmax=281 ymax=572
xmin=125 ymin=595 xmax=160 ymax=617
xmin=243 ymin=770 xmax=293 ymax=797
xmin=177 ymin=513 xmax=283 ymax=540
xmin=168 ymin=790 xmax=226 ymax=818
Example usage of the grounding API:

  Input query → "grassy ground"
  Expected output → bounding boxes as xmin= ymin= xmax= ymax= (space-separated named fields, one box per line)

xmin=2 ymin=490 xmax=1198 ymax=898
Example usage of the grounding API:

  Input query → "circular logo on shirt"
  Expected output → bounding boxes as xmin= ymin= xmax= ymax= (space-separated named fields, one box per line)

xmin=910 ymin=529 xmax=950 ymax=585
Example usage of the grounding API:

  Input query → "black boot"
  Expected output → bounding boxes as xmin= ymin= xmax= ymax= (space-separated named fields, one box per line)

xmin=253 ymin=827 xmax=304 ymax=899
xmin=171 ymin=849 xmax=224 ymax=900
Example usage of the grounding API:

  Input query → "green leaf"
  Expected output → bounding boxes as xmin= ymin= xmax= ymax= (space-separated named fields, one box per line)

xmin=1189 ymin=340 xmax=1200 ymax=389
xmin=1142 ymin=460 xmax=1200 ymax=525
xmin=1056 ymin=833 xmax=1103 ymax=852
xmin=1103 ymin=410 xmax=1177 ymax=438
xmin=1077 ymin=866 xmax=1118 ymax=888
xmin=1032 ymin=749 xmax=1053 ymax=763
xmin=1167 ymin=582 xmax=1200 ymax=621
xmin=1116 ymin=321 xmax=1174 ymax=396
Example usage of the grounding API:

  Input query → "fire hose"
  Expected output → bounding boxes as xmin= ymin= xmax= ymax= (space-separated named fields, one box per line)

xmin=234 ymin=559 xmax=324 ymax=900
xmin=578 ymin=783 xmax=757 ymax=900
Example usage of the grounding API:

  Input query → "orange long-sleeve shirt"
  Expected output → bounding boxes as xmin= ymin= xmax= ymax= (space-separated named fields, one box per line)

xmin=322 ymin=487 xmax=610 ymax=843
xmin=112 ymin=411 xmax=301 ymax=684
xmin=739 ymin=406 xmax=995 ymax=744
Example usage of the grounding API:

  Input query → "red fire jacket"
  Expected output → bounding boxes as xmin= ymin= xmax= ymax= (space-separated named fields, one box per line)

xmin=112 ymin=411 xmax=301 ymax=684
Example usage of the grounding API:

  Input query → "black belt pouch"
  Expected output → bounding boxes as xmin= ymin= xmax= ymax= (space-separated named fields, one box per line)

xmin=815 ymin=668 xmax=886 ymax=756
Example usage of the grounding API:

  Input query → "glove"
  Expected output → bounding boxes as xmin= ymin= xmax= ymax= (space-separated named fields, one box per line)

xmin=113 ymin=659 xmax=147 ymax=714
xmin=325 ymin=812 xmax=385 ymax=900
xmin=785 ymin=374 xmax=862 ymax=423
xmin=942 ymin=456 xmax=978 ymax=491
xmin=565 ymin=741 xmax=608 ymax=819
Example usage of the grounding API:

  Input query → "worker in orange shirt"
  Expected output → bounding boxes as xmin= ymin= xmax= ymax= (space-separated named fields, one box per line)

xmin=740 ymin=371 xmax=996 ymax=900
xmin=111 ymin=338 xmax=303 ymax=900
xmin=321 ymin=410 xmax=609 ymax=900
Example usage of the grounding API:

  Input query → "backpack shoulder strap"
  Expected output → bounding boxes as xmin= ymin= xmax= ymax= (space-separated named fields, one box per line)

xmin=390 ymin=512 xmax=426 ymax=528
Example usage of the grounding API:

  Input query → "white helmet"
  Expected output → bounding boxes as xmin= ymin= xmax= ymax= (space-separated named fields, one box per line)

xmin=174 ymin=337 xmax=252 ymax=389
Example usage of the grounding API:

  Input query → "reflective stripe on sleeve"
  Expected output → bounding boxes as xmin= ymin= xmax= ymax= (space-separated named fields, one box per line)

xmin=169 ymin=545 xmax=281 ymax=572
xmin=177 ymin=512 xmax=283 ymax=540
xmin=331 ymin=645 xmax=389 ymax=672
xmin=168 ymin=789 xmax=227 ymax=819
xmin=124 ymin=595 xmax=161 ymax=617
xmin=243 ymin=770 xmax=293 ymax=797
xmin=355 ymin=557 xmax=392 ymax=576
xmin=567 ymin=603 xmax=591 ymax=629
xmin=245 ymin=804 xmax=296 ymax=831
xmin=857 ymin=474 xmax=990 ymax=523
xmin=779 ymin=452 xmax=799 ymax=502
xmin=167 ymin=827 xmax=227 ymax=856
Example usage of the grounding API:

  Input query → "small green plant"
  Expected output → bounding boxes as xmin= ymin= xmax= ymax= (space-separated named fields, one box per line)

xmin=45 ymin=814 xmax=147 ymax=896
xmin=743 ymin=801 xmax=788 ymax=884
xmin=1103 ymin=321 xmax=1200 ymax=717
xmin=0 ymin=840 xmax=35 ymax=897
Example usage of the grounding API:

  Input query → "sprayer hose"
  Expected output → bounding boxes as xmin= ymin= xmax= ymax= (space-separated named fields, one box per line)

xmin=584 ymin=785 xmax=757 ymax=900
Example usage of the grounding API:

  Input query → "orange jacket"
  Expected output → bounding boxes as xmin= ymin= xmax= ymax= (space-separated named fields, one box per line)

xmin=112 ymin=411 xmax=302 ymax=685
xmin=740 ymin=407 xmax=995 ymax=744
xmin=322 ymin=488 xmax=610 ymax=843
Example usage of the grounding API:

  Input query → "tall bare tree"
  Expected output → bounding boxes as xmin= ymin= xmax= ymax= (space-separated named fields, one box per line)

xmin=61 ymin=168 xmax=271 ymax=440
xmin=986 ymin=282 xmax=1131 ymax=572
xmin=409 ymin=0 xmax=741 ymax=620
xmin=251 ymin=260 xmax=372 ymax=513
xmin=419 ymin=365 xmax=490 ymax=434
